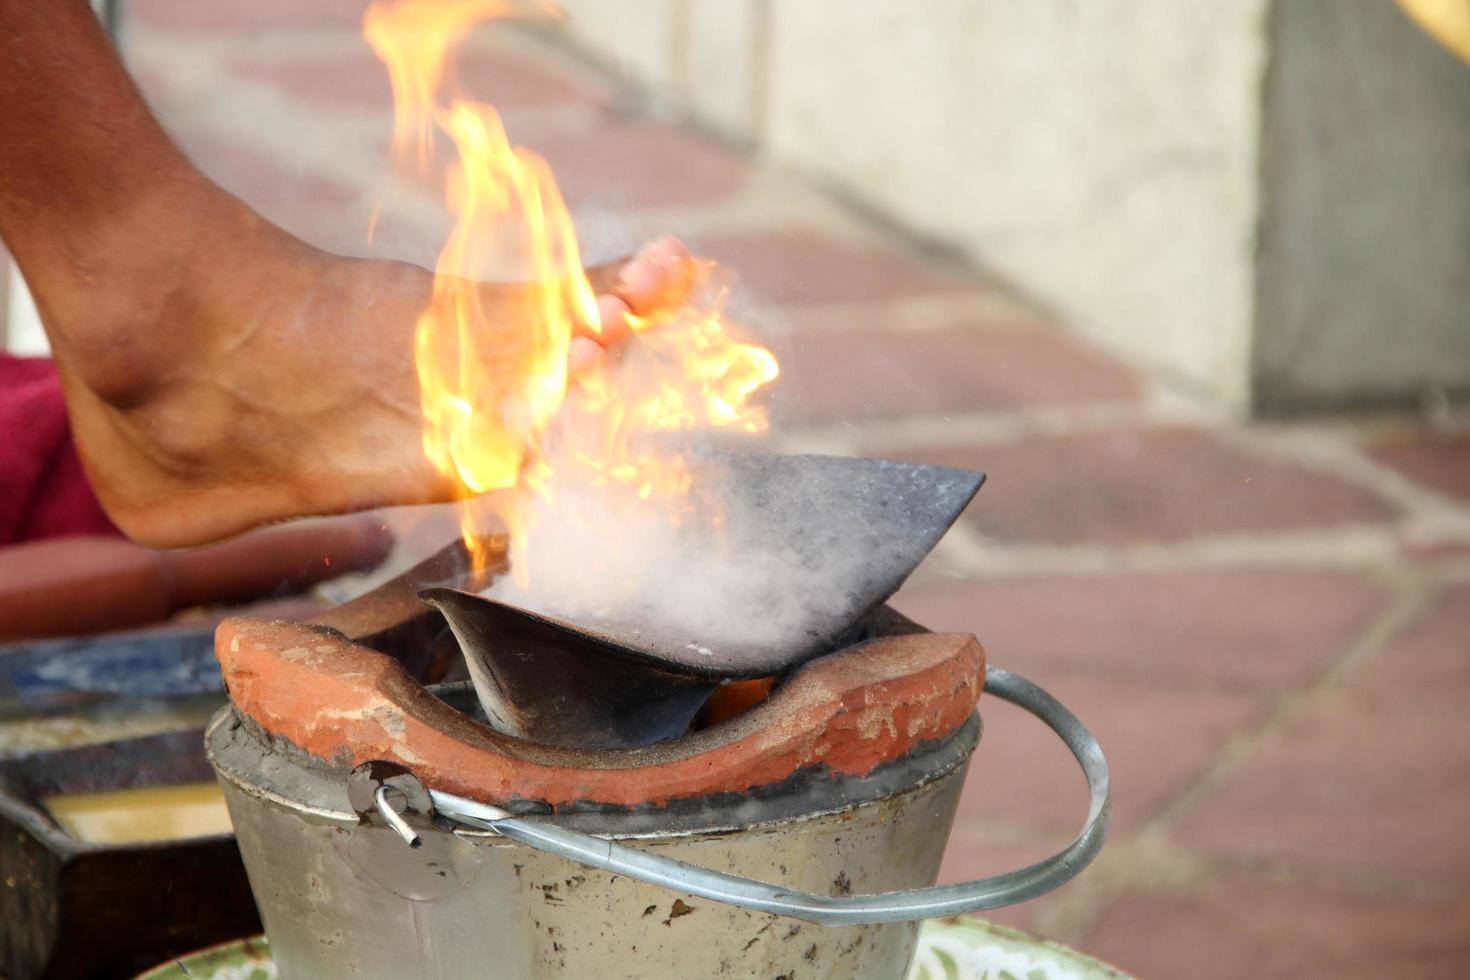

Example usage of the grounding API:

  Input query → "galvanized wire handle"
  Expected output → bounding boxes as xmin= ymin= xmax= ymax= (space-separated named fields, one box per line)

xmin=386 ymin=666 xmax=1111 ymax=926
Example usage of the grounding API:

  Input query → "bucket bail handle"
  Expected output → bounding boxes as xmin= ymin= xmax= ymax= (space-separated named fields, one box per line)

xmin=353 ymin=665 xmax=1111 ymax=926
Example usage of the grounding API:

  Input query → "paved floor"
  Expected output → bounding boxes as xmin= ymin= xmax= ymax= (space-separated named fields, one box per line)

xmin=117 ymin=3 xmax=1470 ymax=976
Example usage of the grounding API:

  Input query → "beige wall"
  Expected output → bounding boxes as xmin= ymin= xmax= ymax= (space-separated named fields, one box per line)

xmin=763 ymin=3 xmax=1268 ymax=408
xmin=556 ymin=0 xmax=1268 ymax=407
xmin=554 ymin=0 xmax=1470 ymax=416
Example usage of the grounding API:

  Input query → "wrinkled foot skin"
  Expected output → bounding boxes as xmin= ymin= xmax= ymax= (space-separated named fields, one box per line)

xmin=54 ymin=206 xmax=693 ymax=548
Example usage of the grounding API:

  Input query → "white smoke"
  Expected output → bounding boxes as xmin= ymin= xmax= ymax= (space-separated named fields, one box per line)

xmin=484 ymin=460 xmax=887 ymax=664
xmin=479 ymin=332 xmax=910 ymax=665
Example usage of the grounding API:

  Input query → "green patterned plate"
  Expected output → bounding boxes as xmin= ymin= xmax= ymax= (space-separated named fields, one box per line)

xmin=136 ymin=936 xmax=276 ymax=980
xmin=908 ymin=918 xmax=1133 ymax=980
xmin=139 ymin=920 xmax=1133 ymax=979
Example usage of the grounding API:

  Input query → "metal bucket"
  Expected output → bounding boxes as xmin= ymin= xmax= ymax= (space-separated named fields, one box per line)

xmin=207 ymin=669 xmax=1108 ymax=979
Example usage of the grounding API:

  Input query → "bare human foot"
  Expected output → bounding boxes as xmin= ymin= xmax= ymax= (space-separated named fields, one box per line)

xmin=0 ymin=0 xmax=691 ymax=548
xmin=54 ymin=189 xmax=691 ymax=548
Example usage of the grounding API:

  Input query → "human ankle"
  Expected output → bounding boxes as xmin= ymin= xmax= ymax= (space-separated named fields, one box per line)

xmin=45 ymin=181 xmax=287 ymax=407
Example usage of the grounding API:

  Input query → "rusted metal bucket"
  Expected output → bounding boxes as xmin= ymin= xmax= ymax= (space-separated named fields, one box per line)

xmin=207 ymin=661 xmax=1107 ymax=979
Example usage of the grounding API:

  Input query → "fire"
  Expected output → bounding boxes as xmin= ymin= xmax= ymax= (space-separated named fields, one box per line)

xmin=363 ymin=0 xmax=779 ymax=578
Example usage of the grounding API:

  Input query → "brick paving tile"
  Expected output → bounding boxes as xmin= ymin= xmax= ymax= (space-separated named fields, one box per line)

xmin=452 ymin=45 xmax=617 ymax=112
xmin=1366 ymin=429 xmax=1470 ymax=505
xmin=164 ymin=133 xmax=391 ymax=256
xmin=529 ymin=118 xmax=751 ymax=210
xmin=129 ymin=0 xmax=370 ymax=32
xmin=1175 ymin=584 xmax=1470 ymax=884
xmin=937 ymin=833 xmax=1074 ymax=934
xmin=344 ymin=210 xmax=454 ymax=266
xmin=178 ymin=136 xmax=361 ymax=212
xmin=1405 ymin=539 xmax=1470 ymax=565
xmin=230 ymin=48 xmax=393 ymax=113
xmin=228 ymin=43 xmax=613 ymax=115
xmin=938 ymin=830 xmax=1071 ymax=887
xmin=944 ymin=673 xmax=1259 ymax=836
xmin=272 ymin=201 xmax=404 ymax=259
xmin=379 ymin=115 xmax=750 ymax=212
xmin=903 ymin=426 xmax=1398 ymax=545
xmin=894 ymin=568 xmax=1390 ymax=694
xmin=696 ymin=231 xmax=972 ymax=306
xmin=766 ymin=317 xmax=1141 ymax=424
xmin=1368 ymin=583 xmax=1470 ymax=691
xmin=1080 ymin=875 xmax=1470 ymax=980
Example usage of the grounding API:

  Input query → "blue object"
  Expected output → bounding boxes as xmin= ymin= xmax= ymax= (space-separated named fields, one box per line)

xmin=0 ymin=625 xmax=222 ymax=714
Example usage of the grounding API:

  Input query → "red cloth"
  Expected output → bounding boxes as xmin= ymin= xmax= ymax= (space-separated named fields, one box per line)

xmin=0 ymin=354 xmax=119 ymax=543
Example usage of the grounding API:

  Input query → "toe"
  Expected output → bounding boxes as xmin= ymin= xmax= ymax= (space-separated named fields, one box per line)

xmin=567 ymin=336 xmax=605 ymax=378
xmin=595 ymin=294 xmax=634 ymax=346
xmin=644 ymin=234 xmax=691 ymax=270
xmin=615 ymin=235 xmax=693 ymax=315
xmin=616 ymin=255 xmax=662 ymax=312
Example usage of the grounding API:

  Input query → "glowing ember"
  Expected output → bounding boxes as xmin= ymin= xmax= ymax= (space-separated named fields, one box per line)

xmin=363 ymin=0 xmax=778 ymax=580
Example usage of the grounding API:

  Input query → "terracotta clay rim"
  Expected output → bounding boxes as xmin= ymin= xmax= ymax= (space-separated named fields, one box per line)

xmin=216 ymin=617 xmax=984 ymax=809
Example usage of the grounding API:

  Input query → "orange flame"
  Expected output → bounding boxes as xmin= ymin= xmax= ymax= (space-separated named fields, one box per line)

xmin=364 ymin=0 xmax=778 ymax=577
xmin=364 ymin=0 xmax=540 ymax=169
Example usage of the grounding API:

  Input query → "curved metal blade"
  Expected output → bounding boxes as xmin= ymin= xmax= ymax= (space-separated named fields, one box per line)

xmin=432 ymin=453 xmax=983 ymax=679
xmin=422 ymin=588 xmax=718 ymax=747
